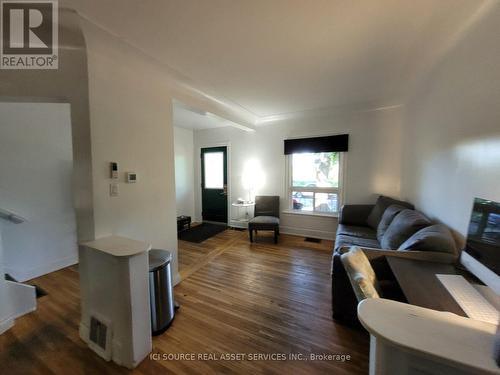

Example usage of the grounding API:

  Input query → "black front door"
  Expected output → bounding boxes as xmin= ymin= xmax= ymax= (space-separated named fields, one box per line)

xmin=201 ymin=146 xmax=228 ymax=223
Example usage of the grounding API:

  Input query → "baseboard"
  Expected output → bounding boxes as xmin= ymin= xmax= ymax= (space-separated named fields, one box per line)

xmin=173 ymin=272 xmax=181 ymax=286
xmin=280 ymin=226 xmax=335 ymax=241
xmin=229 ymin=220 xmax=248 ymax=229
xmin=5 ymin=254 xmax=78 ymax=282
xmin=0 ymin=317 xmax=14 ymax=335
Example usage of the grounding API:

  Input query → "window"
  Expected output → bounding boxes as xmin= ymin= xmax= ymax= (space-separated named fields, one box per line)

xmin=203 ymin=152 xmax=224 ymax=188
xmin=289 ymin=152 xmax=342 ymax=214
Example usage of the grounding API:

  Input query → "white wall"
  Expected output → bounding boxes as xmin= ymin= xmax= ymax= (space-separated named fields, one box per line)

xmin=173 ymin=127 xmax=195 ymax=219
xmin=194 ymin=107 xmax=403 ymax=239
xmin=80 ymin=20 xmax=180 ymax=281
xmin=0 ymin=103 xmax=77 ymax=281
xmin=0 ymin=229 xmax=11 ymax=333
xmin=401 ymin=4 xmax=500 ymax=244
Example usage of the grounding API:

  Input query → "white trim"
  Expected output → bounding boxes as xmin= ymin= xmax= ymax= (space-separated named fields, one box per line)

xmin=196 ymin=141 xmax=232 ymax=225
xmin=173 ymin=272 xmax=181 ymax=286
xmin=4 ymin=254 xmax=78 ymax=282
xmin=0 ymin=317 xmax=14 ymax=335
xmin=339 ymin=151 xmax=347 ymax=205
xmin=256 ymin=102 xmax=404 ymax=126
xmin=284 ymin=149 xmax=345 ymax=214
xmin=173 ymin=99 xmax=256 ymax=132
xmin=279 ymin=225 xmax=335 ymax=241
xmin=282 ymin=209 xmax=338 ymax=218
xmin=229 ymin=219 xmax=249 ymax=229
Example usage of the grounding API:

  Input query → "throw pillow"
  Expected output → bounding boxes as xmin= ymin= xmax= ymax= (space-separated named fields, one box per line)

xmin=366 ymin=195 xmax=414 ymax=229
xmin=376 ymin=204 xmax=407 ymax=243
xmin=381 ymin=209 xmax=430 ymax=249
xmin=398 ymin=224 xmax=457 ymax=254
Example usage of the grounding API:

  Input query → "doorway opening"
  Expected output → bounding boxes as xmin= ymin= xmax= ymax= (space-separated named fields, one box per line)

xmin=172 ymin=100 xmax=233 ymax=281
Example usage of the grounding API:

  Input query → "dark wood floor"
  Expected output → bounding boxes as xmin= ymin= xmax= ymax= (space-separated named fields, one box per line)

xmin=0 ymin=230 xmax=369 ymax=375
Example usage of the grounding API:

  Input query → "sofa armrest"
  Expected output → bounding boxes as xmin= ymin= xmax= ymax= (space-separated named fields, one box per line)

xmin=362 ymin=248 xmax=459 ymax=264
xmin=338 ymin=204 xmax=374 ymax=226
xmin=337 ymin=246 xmax=459 ymax=283
xmin=331 ymin=250 xmax=361 ymax=325
xmin=338 ymin=246 xmax=459 ymax=264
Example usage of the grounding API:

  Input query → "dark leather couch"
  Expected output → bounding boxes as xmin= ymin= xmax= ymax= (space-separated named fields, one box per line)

xmin=331 ymin=196 xmax=459 ymax=325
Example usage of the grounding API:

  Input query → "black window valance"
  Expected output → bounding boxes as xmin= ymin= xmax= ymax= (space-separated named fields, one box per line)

xmin=284 ymin=134 xmax=349 ymax=155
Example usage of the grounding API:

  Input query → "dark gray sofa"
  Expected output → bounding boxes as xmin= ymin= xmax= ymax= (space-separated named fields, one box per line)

xmin=331 ymin=196 xmax=459 ymax=325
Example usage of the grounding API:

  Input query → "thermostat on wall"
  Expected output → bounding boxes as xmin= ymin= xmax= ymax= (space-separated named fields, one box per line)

xmin=126 ymin=172 xmax=137 ymax=183
xmin=110 ymin=162 xmax=118 ymax=179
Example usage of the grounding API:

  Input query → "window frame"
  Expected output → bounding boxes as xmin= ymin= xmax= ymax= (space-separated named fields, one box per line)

xmin=286 ymin=152 xmax=345 ymax=215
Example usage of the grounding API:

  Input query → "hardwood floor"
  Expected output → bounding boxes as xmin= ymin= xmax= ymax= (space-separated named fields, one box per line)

xmin=177 ymin=224 xmax=242 ymax=280
xmin=0 ymin=230 xmax=369 ymax=375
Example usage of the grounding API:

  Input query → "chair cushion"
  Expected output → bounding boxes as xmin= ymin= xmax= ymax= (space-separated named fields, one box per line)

xmin=335 ymin=234 xmax=381 ymax=251
xmin=336 ymin=224 xmax=377 ymax=240
xmin=381 ymin=209 xmax=430 ymax=249
xmin=366 ymin=196 xmax=414 ymax=229
xmin=376 ymin=204 xmax=407 ymax=243
xmin=398 ymin=224 xmax=457 ymax=254
xmin=341 ymin=247 xmax=380 ymax=302
xmin=249 ymin=216 xmax=279 ymax=230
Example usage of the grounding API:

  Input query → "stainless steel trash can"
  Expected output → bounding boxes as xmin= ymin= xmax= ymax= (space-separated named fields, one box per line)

xmin=148 ymin=249 xmax=175 ymax=335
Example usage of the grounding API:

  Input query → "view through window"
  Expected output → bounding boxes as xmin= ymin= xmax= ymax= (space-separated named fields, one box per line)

xmin=290 ymin=152 xmax=341 ymax=213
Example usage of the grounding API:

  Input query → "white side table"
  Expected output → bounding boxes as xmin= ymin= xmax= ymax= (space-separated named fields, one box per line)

xmin=358 ymin=298 xmax=500 ymax=375
xmin=231 ymin=202 xmax=255 ymax=229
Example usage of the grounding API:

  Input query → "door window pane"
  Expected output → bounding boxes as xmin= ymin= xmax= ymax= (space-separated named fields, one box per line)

xmin=204 ymin=152 xmax=224 ymax=188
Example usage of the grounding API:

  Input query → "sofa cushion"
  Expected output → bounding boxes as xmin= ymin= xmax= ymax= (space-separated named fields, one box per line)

xmin=366 ymin=196 xmax=414 ymax=229
xmin=398 ymin=224 xmax=457 ymax=254
xmin=376 ymin=204 xmax=407 ymax=243
xmin=381 ymin=209 xmax=430 ymax=249
xmin=337 ymin=224 xmax=377 ymax=240
xmin=335 ymin=234 xmax=381 ymax=251
xmin=341 ymin=247 xmax=380 ymax=302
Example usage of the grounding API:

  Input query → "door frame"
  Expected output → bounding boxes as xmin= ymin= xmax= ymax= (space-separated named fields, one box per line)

xmin=196 ymin=141 xmax=231 ymax=224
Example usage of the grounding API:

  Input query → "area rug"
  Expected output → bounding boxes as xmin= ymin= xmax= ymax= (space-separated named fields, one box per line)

xmin=178 ymin=223 xmax=227 ymax=243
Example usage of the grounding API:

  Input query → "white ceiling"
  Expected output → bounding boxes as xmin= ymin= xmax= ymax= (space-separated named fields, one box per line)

xmin=63 ymin=0 xmax=487 ymax=119
xmin=173 ymin=102 xmax=234 ymax=131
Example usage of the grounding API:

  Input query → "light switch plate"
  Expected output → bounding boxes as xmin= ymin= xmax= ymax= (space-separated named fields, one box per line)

xmin=126 ymin=172 xmax=137 ymax=183
xmin=110 ymin=183 xmax=119 ymax=197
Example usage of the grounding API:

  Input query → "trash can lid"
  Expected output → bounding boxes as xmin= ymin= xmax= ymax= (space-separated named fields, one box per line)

xmin=149 ymin=249 xmax=172 ymax=271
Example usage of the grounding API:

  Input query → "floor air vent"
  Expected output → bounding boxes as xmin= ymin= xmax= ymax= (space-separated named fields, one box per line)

xmin=305 ymin=237 xmax=321 ymax=243
xmin=90 ymin=316 xmax=108 ymax=350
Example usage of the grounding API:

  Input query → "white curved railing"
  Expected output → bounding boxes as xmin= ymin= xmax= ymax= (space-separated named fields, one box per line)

xmin=0 ymin=208 xmax=26 ymax=224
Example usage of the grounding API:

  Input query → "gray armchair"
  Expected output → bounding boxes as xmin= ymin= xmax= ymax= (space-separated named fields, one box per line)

xmin=248 ymin=196 xmax=280 ymax=243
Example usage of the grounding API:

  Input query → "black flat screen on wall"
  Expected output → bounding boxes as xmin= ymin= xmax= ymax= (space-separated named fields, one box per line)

xmin=464 ymin=198 xmax=500 ymax=276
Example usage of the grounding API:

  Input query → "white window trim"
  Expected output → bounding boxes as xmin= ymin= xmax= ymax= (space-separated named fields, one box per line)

xmin=285 ymin=152 xmax=345 ymax=216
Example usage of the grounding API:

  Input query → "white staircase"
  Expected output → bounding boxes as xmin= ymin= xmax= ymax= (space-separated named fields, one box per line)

xmin=0 ymin=208 xmax=36 ymax=335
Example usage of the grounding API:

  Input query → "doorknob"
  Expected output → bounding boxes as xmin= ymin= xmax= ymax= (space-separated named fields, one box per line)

xmin=220 ymin=184 xmax=227 ymax=196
